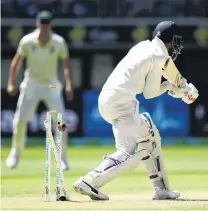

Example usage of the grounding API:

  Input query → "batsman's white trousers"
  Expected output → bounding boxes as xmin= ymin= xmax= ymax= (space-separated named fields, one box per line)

xmin=13 ymin=79 xmax=65 ymax=125
xmin=98 ymin=90 xmax=150 ymax=155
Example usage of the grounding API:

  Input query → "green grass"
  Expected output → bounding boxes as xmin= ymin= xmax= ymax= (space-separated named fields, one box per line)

xmin=1 ymin=145 xmax=208 ymax=210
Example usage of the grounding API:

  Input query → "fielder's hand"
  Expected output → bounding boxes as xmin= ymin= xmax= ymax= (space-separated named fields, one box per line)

xmin=7 ymin=84 xmax=17 ymax=96
xmin=168 ymin=83 xmax=199 ymax=104
xmin=65 ymin=86 xmax=73 ymax=101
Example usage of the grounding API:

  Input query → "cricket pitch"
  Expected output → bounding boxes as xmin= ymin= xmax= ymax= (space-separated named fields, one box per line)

xmin=1 ymin=145 xmax=208 ymax=210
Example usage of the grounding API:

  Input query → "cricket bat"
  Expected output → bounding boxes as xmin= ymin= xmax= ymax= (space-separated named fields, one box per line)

xmin=164 ymin=57 xmax=186 ymax=89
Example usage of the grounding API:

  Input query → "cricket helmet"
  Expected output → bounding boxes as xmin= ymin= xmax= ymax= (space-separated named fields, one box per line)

xmin=152 ymin=21 xmax=183 ymax=61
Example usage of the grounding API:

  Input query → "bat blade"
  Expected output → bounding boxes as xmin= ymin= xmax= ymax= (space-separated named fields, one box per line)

xmin=164 ymin=57 xmax=185 ymax=89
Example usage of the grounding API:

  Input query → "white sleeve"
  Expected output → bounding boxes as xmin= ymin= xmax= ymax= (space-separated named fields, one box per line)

xmin=159 ymin=81 xmax=171 ymax=95
xmin=143 ymin=55 xmax=168 ymax=99
xmin=17 ymin=38 xmax=27 ymax=57
xmin=59 ymin=39 xmax=69 ymax=60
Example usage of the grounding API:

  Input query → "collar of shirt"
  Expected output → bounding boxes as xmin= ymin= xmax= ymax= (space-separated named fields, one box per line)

xmin=152 ymin=37 xmax=169 ymax=57
xmin=33 ymin=29 xmax=53 ymax=47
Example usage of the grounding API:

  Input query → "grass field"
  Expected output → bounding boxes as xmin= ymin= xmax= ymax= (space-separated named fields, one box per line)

xmin=1 ymin=145 xmax=208 ymax=210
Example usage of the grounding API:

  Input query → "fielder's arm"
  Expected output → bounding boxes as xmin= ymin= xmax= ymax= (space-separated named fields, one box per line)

xmin=8 ymin=37 xmax=27 ymax=95
xmin=60 ymin=39 xmax=73 ymax=101
xmin=62 ymin=57 xmax=72 ymax=91
xmin=62 ymin=57 xmax=73 ymax=101
xmin=7 ymin=52 xmax=23 ymax=96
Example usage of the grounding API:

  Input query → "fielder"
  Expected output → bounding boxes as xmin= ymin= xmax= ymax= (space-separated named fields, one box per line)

xmin=6 ymin=11 xmax=73 ymax=171
xmin=73 ymin=21 xmax=199 ymax=200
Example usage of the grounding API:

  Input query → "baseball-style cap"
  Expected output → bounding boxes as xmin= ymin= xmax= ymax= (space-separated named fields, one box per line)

xmin=36 ymin=11 xmax=53 ymax=24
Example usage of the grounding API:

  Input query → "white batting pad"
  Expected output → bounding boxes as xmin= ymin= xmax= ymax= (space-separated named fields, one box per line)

xmin=139 ymin=112 xmax=170 ymax=190
xmin=86 ymin=151 xmax=141 ymax=188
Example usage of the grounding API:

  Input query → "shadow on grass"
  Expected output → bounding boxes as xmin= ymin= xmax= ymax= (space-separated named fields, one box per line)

xmin=175 ymin=198 xmax=208 ymax=202
xmin=64 ymin=200 xmax=95 ymax=203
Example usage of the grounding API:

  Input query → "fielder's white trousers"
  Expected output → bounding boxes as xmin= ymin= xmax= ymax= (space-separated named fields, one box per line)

xmin=13 ymin=79 xmax=65 ymax=125
xmin=98 ymin=90 xmax=150 ymax=155
xmin=11 ymin=78 xmax=67 ymax=154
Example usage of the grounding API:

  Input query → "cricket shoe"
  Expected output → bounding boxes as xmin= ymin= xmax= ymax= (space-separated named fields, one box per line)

xmin=61 ymin=156 xmax=69 ymax=171
xmin=152 ymin=187 xmax=180 ymax=200
xmin=6 ymin=148 xmax=20 ymax=169
xmin=73 ymin=178 xmax=109 ymax=200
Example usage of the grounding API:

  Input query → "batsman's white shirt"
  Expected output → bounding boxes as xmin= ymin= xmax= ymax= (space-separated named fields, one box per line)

xmin=99 ymin=37 xmax=170 ymax=153
xmin=14 ymin=30 xmax=68 ymax=123
xmin=101 ymin=37 xmax=169 ymax=102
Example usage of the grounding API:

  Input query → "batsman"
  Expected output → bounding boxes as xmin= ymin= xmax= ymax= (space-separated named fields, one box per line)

xmin=74 ymin=21 xmax=199 ymax=200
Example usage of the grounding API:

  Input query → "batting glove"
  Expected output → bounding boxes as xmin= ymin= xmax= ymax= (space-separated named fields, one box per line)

xmin=168 ymin=83 xmax=199 ymax=104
